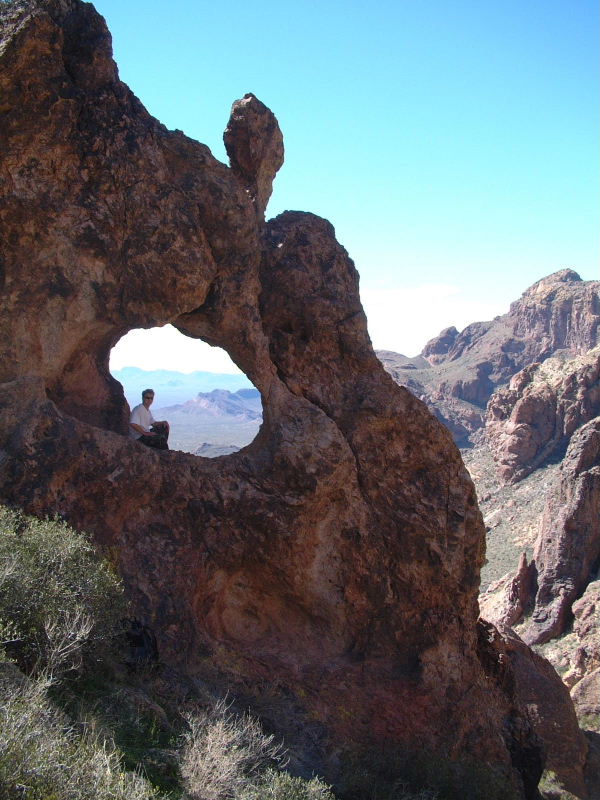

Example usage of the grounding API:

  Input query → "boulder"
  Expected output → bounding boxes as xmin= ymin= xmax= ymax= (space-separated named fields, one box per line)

xmin=477 ymin=621 xmax=588 ymax=798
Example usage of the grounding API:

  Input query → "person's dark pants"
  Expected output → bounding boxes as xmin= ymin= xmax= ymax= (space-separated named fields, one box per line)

xmin=139 ymin=422 xmax=169 ymax=450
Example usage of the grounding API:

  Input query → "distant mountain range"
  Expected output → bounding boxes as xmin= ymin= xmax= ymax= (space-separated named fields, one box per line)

xmin=377 ymin=269 xmax=599 ymax=447
xmin=161 ymin=388 xmax=262 ymax=421
xmin=112 ymin=366 xmax=253 ymax=409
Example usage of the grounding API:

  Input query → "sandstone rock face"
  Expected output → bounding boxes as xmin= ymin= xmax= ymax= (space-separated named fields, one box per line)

xmin=486 ymin=349 xmax=600 ymax=484
xmin=522 ymin=418 xmax=600 ymax=646
xmin=378 ymin=270 xmax=600 ymax=447
xmin=0 ymin=1 xmax=557 ymax=793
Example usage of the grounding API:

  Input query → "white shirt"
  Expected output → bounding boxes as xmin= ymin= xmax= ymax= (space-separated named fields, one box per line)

xmin=129 ymin=403 xmax=155 ymax=439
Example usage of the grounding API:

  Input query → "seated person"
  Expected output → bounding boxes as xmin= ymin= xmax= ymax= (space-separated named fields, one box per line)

xmin=129 ymin=389 xmax=169 ymax=450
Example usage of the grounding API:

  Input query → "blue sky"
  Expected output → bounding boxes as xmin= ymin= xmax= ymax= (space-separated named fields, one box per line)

xmin=103 ymin=0 xmax=598 ymax=371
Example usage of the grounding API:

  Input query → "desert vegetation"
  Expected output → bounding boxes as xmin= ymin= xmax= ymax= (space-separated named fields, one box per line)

xmin=0 ymin=507 xmax=342 ymax=800
xmin=1 ymin=506 xmax=529 ymax=799
xmin=0 ymin=507 xmax=463 ymax=800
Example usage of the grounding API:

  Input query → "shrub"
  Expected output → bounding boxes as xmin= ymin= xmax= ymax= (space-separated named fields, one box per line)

xmin=241 ymin=768 xmax=336 ymax=800
xmin=0 ymin=506 xmax=126 ymax=677
xmin=0 ymin=663 xmax=157 ymax=800
xmin=180 ymin=698 xmax=287 ymax=800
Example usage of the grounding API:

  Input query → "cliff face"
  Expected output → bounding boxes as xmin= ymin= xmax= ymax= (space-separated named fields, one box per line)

xmin=523 ymin=417 xmax=600 ymax=647
xmin=0 ymin=1 xmax=588 ymax=794
xmin=379 ymin=270 xmax=600 ymax=447
xmin=482 ymin=350 xmax=600 ymax=649
xmin=434 ymin=278 xmax=600 ymax=752
xmin=486 ymin=348 xmax=600 ymax=484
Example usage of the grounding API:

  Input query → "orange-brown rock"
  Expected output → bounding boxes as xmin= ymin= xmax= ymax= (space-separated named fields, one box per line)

xmin=0 ymin=1 xmax=583 ymax=794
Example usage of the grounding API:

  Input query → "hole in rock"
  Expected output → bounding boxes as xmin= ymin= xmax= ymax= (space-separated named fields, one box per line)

xmin=110 ymin=325 xmax=263 ymax=458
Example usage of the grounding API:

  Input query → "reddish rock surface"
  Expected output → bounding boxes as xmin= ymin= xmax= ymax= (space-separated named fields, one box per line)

xmin=478 ymin=621 xmax=589 ymax=798
xmin=0 ymin=1 xmax=588 ymax=794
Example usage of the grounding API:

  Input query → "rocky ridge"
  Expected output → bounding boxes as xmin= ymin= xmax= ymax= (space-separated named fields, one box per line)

xmin=486 ymin=348 xmax=600 ymax=484
xmin=381 ymin=273 xmax=599 ymax=750
xmin=0 ymin=1 xmax=580 ymax=795
xmin=475 ymin=357 xmax=599 ymax=668
xmin=378 ymin=270 xmax=600 ymax=447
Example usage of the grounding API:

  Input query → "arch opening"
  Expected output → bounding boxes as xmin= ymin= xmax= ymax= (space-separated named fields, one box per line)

xmin=110 ymin=325 xmax=263 ymax=458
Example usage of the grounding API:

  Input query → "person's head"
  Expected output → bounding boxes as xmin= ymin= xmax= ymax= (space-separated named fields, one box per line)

xmin=142 ymin=389 xmax=155 ymax=407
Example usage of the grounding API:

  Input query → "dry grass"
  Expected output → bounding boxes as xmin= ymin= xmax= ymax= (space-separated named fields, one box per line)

xmin=180 ymin=698 xmax=286 ymax=799
xmin=0 ymin=664 xmax=157 ymax=800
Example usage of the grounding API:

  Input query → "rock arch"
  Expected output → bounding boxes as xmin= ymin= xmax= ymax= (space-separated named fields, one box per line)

xmin=0 ymin=1 xmax=577 ymax=794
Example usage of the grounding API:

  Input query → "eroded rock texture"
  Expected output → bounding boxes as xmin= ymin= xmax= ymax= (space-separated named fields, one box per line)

xmin=522 ymin=418 xmax=600 ymax=646
xmin=478 ymin=621 xmax=589 ymax=799
xmin=565 ymin=581 xmax=600 ymax=725
xmin=0 ymin=1 xmax=583 ymax=793
xmin=486 ymin=349 xmax=600 ymax=484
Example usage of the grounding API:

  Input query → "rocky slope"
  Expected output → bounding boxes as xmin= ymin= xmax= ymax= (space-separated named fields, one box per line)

xmin=0 ymin=1 xmax=579 ymax=795
xmin=161 ymin=388 xmax=263 ymax=453
xmin=486 ymin=348 xmax=600 ymax=484
xmin=476 ymin=356 xmax=599 ymax=664
xmin=378 ymin=269 xmax=600 ymax=447
xmin=381 ymin=275 xmax=599 ymax=753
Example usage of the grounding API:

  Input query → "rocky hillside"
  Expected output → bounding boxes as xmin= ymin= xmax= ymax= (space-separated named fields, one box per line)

xmin=382 ymin=272 xmax=600 ymax=741
xmin=0 ymin=1 xmax=596 ymax=795
xmin=378 ymin=269 xmax=599 ymax=446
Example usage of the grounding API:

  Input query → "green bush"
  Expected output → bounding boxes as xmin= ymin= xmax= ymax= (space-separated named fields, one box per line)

xmin=0 ymin=662 xmax=157 ymax=800
xmin=0 ymin=506 xmax=126 ymax=676
xmin=241 ymin=768 xmax=336 ymax=800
